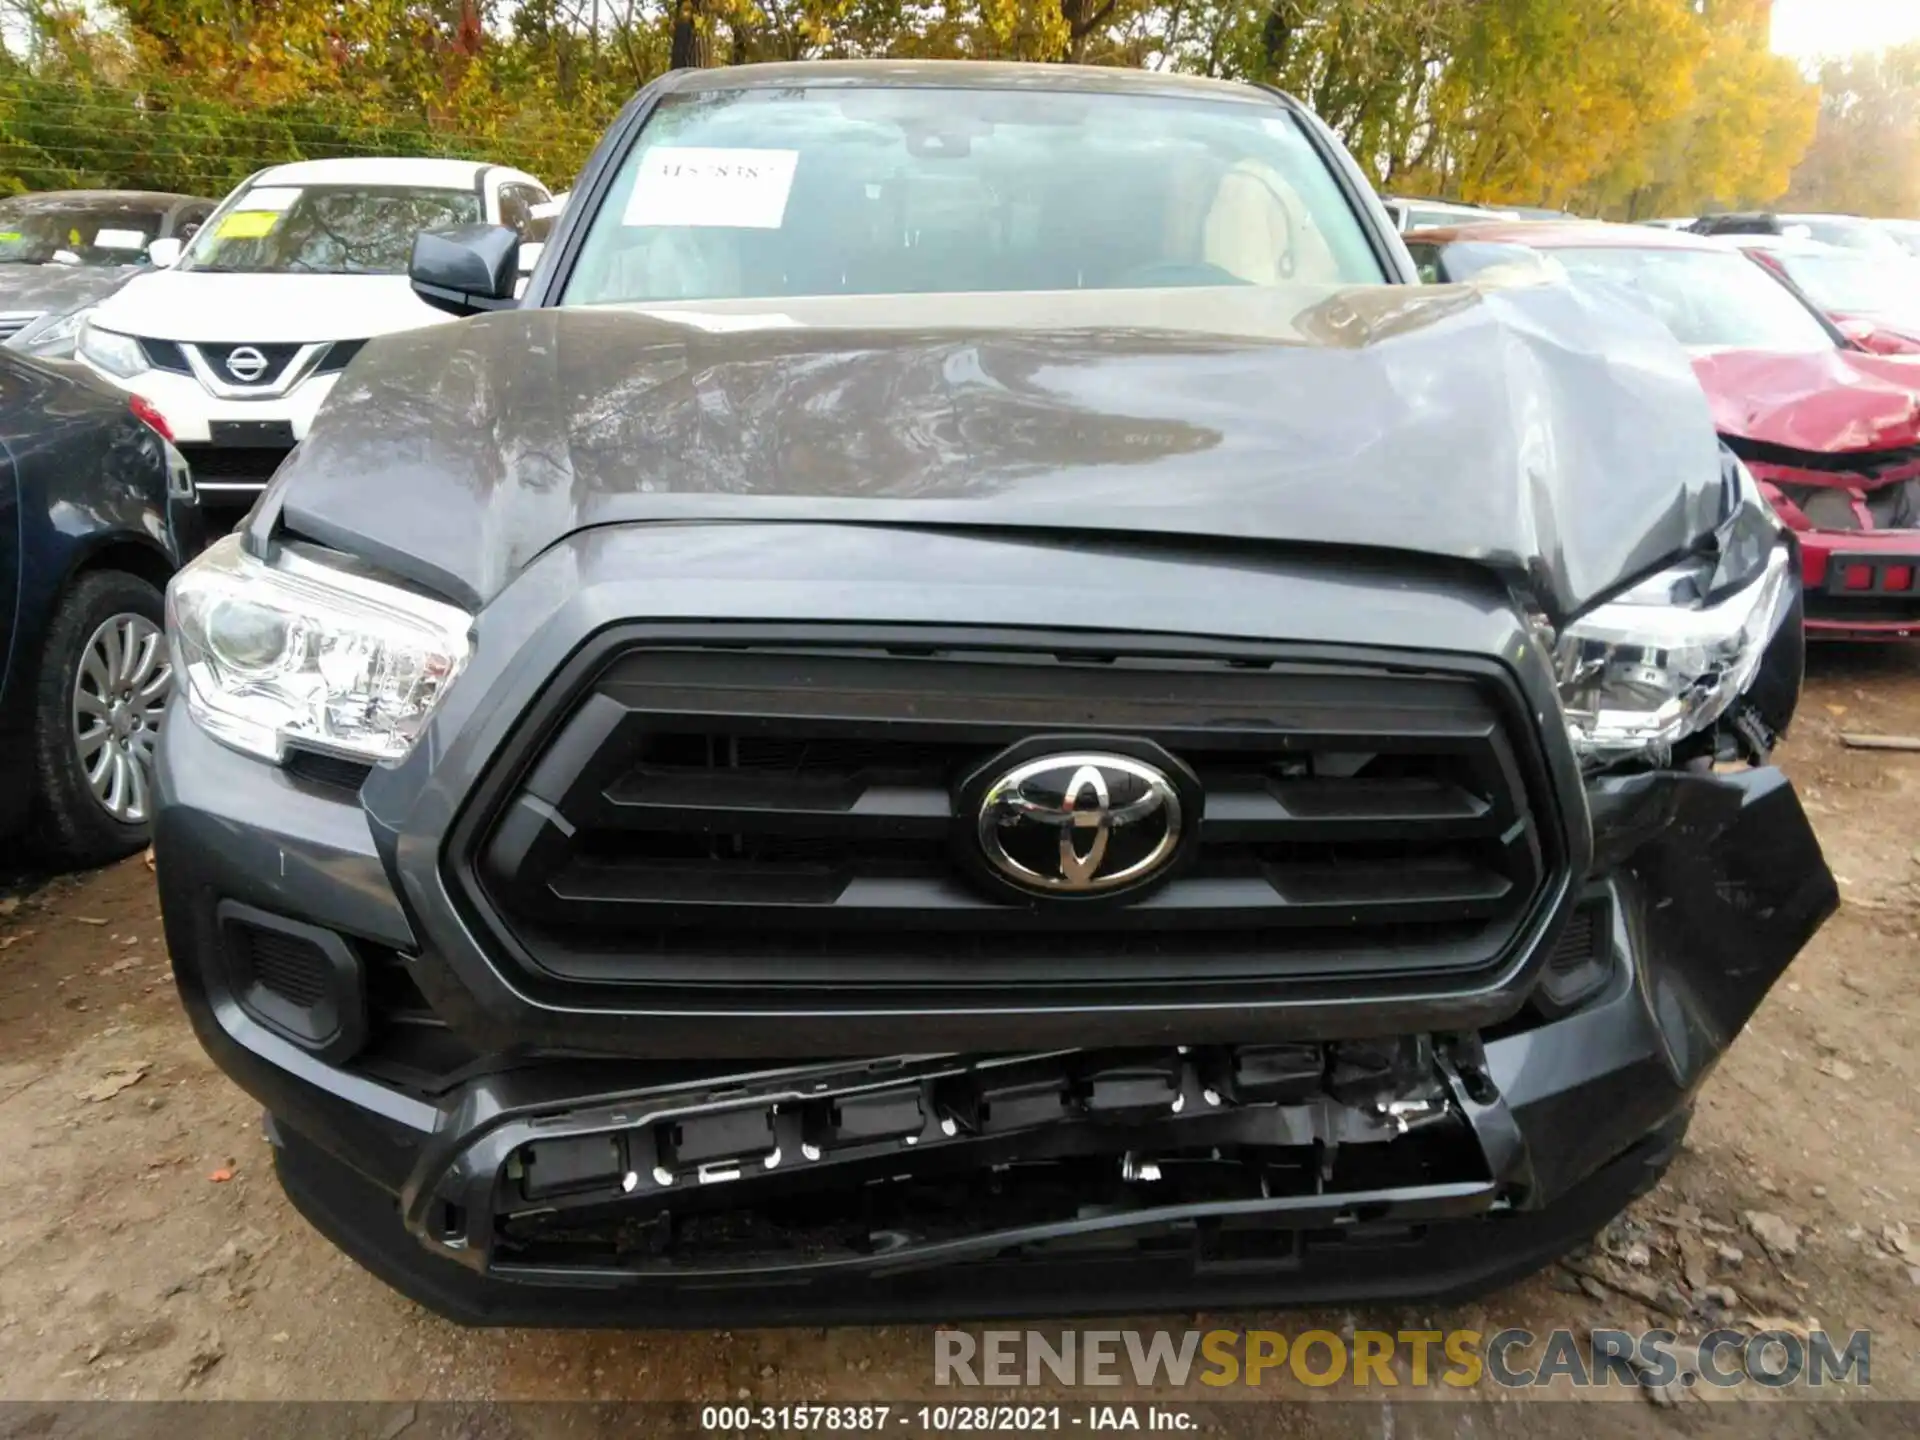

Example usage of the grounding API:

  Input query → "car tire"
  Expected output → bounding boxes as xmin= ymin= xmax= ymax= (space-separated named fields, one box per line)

xmin=33 ymin=570 xmax=170 ymax=869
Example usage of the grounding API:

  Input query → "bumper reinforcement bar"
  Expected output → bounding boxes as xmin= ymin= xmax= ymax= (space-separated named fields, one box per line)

xmin=398 ymin=1039 xmax=1534 ymax=1284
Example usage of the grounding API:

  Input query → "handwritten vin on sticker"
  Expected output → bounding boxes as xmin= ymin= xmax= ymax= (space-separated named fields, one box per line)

xmin=623 ymin=148 xmax=800 ymax=230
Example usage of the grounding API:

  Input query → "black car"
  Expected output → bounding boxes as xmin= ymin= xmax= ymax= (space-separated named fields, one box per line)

xmin=0 ymin=191 xmax=219 ymax=360
xmin=1689 ymin=210 xmax=1914 ymax=261
xmin=153 ymin=61 xmax=1834 ymax=1326
xmin=0 ymin=353 xmax=200 ymax=864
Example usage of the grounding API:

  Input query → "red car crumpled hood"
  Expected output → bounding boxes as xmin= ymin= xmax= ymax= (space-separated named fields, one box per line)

xmin=1691 ymin=348 xmax=1920 ymax=452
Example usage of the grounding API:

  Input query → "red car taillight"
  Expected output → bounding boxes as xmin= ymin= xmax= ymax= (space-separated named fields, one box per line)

xmin=129 ymin=394 xmax=173 ymax=441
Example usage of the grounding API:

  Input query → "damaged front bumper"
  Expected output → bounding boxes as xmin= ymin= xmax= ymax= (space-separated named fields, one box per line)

xmin=1750 ymin=457 xmax=1920 ymax=640
xmin=163 ymin=746 xmax=1835 ymax=1326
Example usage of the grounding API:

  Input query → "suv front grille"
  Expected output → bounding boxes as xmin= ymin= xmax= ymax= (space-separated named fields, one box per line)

xmin=459 ymin=639 xmax=1559 ymax=1007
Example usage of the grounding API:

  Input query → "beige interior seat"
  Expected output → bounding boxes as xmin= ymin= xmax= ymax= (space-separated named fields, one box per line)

xmin=1200 ymin=160 xmax=1339 ymax=284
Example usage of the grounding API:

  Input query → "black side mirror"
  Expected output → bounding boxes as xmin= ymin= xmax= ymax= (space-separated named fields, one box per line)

xmin=410 ymin=223 xmax=521 ymax=317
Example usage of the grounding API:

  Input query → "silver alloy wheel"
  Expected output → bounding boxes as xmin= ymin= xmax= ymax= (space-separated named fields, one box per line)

xmin=72 ymin=612 xmax=170 ymax=824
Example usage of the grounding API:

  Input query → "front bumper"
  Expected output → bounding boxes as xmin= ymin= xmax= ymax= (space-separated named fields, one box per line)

xmin=154 ymin=521 xmax=1834 ymax=1323
xmin=78 ymin=361 xmax=338 ymax=444
xmin=1755 ymin=475 xmax=1920 ymax=640
xmin=80 ymin=362 xmax=338 ymax=516
xmin=1797 ymin=532 xmax=1920 ymax=639
xmin=157 ymin=702 xmax=1835 ymax=1323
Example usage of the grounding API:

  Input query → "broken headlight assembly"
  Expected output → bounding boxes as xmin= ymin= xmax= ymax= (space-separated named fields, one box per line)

xmin=1553 ymin=456 xmax=1796 ymax=767
xmin=168 ymin=533 xmax=472 ymax=764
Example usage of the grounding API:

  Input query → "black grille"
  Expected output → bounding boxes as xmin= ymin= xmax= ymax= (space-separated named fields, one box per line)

xmin=1545 ymin=905 xmax=1598 ymax=980
xmin=316 ymin=338 xmax=367 ymax=374
xmin=462 ymin=641 xmax=1559 ymax=1007
xmin=286 ymin=749 xmax=374 ymax=793
xmin=1533 ymin=896 xmax=1613 ymax=1014
xmin=193 ymin=341 xmax=305 ymax=387
xmin=217 ymin=905 xmax=368 ymax=1060
xmin=243 ymin=928 xmax=331 ymax=1007
xmin=138 ymin=337 xmax=190 ymax=373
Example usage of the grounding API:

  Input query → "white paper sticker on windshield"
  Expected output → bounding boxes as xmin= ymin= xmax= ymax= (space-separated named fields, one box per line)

xmin=240 ymin=187 xmax=301 ymax=213
xmin=92 ymin=228 xmax=149 ymax=250
xmin=622 ymin=148 xmax=799 ymax=230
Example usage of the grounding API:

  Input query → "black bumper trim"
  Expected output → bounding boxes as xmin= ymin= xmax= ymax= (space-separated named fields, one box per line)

xmin=272 ymin=1115 xmax=1685 ymax=1327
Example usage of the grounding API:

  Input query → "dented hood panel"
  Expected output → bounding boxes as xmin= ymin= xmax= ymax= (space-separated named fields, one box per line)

xmin=268 ymin=281 xmax=1726 ymax=619
xmin=1691 ymin=347 xmax=1920 ymax=453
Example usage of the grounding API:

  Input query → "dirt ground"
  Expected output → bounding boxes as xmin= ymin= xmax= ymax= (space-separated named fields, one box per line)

xmin=0 ymin=650 xmax=1916 ymax=1423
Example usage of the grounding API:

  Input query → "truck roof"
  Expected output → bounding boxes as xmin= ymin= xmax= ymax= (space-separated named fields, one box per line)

xmin=660 ymin=59 xmax=1279 ymax=105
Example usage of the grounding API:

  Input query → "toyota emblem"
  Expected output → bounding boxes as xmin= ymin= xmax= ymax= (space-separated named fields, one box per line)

xmin=975 ymin=752 xmax=1184 ymax=895
xmin=224 ymin=346 xmax=269 ymax=383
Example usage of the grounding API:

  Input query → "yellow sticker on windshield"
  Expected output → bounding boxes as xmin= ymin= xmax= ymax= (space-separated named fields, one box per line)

xmin=0 ymin=232 xmax=19 ymax=242
xmin=215 ymin=210 xmax=281 ymax=240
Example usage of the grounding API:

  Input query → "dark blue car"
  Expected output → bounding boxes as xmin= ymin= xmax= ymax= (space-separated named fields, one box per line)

xmin=0 ymin=351 xmax=201 ymax=865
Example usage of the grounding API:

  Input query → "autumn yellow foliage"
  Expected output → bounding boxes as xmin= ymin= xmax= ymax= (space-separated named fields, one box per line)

xmin=0 ymin=0 xmax=1827 ymax=218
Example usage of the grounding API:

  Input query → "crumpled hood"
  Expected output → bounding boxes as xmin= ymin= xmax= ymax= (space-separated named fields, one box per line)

xmin=1690 ymin=347 xmax=1920 ymax=453
xmin=1827 ymin=310 xmax=1920 ymax=353
xmin=271 ymin=281 xmax=1727 ymax=620
xmin=0 ymin=264 xmax=138 ymax=318
xmin=93 ymin=269 xmax=450 ymax=343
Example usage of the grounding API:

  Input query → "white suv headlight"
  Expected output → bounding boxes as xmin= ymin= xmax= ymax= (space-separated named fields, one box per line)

xmin=77 ymin=317 xmax=149 ymax=378
xmin=168 ymin=534 xmax=472 ymax=764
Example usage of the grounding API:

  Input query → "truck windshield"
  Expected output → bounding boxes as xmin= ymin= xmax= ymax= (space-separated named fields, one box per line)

xmin=561 ymin=85 xmax=1387 ymax=305
xmin=181 ymin=184 xmax=482 ymax=275
xmin=1550 ymin=246 xmax=1838 ymax=353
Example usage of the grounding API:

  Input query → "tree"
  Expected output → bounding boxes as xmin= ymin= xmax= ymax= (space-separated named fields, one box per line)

xmin=1582 ymin=1 xmax=1817 ymax=217
xmin=0 ymin=0 xmax=1825 ymax=214
xmin=1785 ymin=43 xmax=1920 ymax=217
xmin=671 ymin=0 xmax=714 ymax=67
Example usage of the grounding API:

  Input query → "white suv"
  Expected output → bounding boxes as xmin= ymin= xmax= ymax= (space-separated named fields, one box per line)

xmin=75 ymin=157 xmax=549 ymax=522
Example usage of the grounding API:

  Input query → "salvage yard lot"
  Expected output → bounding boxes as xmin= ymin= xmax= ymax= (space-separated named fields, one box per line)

xmin=0 ymin=651 xmax=1916 ymax=1419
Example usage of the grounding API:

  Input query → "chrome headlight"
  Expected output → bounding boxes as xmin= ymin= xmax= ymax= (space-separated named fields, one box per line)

xmin=1553 ymin=459 xmax=1794 ymax=765
xmin=1554 ymin=546 xmax=1791 ymax=763
xmin=77 ymin=317 xmax=148 ymax=378
xmin=168 ymin=534 xmax=472 ymax=764
xmin=5 ymin=305 xmax=88 ymax=357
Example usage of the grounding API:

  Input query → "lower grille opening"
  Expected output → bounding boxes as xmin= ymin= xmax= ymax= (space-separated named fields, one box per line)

xmin=245 ymin=929 xmax=331 ymax=1008
xmin=476 ymin=1038 xmax=1482 ymax=1281
xmin=495 ymin=1128 xmax=1481 ymax=1275
xmin=176 ymin=444 xmax=288 ymax=485
xmin=350 ymin=950 xmax=481 ymax=1094
xmin=285 ymin=749 xmax=374 ymax=794
xmin=217 ymin=904 xmax=366 ymax=1061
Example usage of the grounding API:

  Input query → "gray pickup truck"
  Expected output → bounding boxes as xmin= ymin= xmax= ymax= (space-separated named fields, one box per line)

xmin=154 ymin=60 xmax=1833 ymax=1326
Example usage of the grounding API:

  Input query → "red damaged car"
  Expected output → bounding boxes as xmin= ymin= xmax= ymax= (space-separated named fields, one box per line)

xmin=1407 ymin=222 xmax=1920 ymax=640
xmin=1721 ymin=232 xmax=1920 ymax=357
